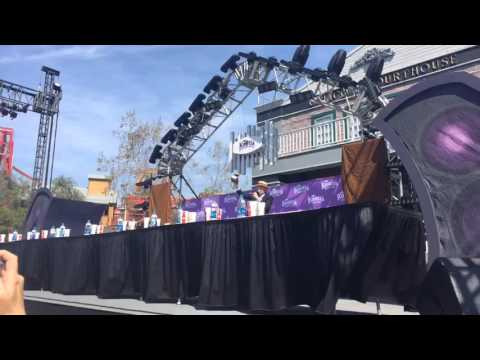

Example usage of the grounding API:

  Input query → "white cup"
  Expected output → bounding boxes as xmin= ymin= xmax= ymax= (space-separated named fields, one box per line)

xmin=27 ymin=232 xmax=32 ymax=240
xmin=41 ymin=230 xmax=48 ymax=239
xmin=35 ymin=232 xmax=40 ymax=240
xmin=144 ymin=217 xmax=150 ymax=229
xmin=17 ymin=234 xmax=23 ymax=241
xmin=258 ymin=202 xmax=266 ymax=216
xmin=65 ymin=229 xmax=71 ymax=237
xmin=8 ymin=234 xmax=13 ymax=242
xmin=91 ymin=224 xmax=97 ymax=235
xmin=0 ymin=234 xmax=5 ymax=243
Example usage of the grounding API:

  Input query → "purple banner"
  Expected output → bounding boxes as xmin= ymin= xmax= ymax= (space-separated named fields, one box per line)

xmin=183 ymin=176 xmax=345 ymax=221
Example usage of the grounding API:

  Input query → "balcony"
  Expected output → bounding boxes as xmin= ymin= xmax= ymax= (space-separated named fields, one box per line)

xmin=278 ymin=116 xmax=361 ymax=157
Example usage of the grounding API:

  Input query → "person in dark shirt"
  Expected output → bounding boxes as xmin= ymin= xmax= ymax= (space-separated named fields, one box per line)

xmin=241 ymin=181 xmax=273 ymax=214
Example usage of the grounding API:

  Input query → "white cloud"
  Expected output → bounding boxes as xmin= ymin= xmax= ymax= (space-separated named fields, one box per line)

xmin=0 ymin=45 xmax=172 ymax=65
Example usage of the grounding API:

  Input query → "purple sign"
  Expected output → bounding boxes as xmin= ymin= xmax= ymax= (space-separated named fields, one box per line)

xmin=183 ymin=176 xmax=346 ymax=221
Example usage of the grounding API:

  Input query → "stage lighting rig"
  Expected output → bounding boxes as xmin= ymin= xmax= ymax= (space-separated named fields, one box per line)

xmin=204 ymin=75 xmax=223 ymax=94
xmin=149 ymin=144 xmax=163 ymax=164
xmin=291 ymin=45 xmax=310 ymax=67
xmin=327 ymin=49 xmax=347 ymax=77
xmin=9 ymin=112 xmax=17 ymax=119
xmin=289 ymin=90 xmax=315 ymax=104
xmin=161 ymin=129 xmax=178 ymax=145
xmin=1 ymin=108 xmax=9 ymax=116
xmin=174 ymin=112 xmax=192 ymax=128
xmin=204 ymin=100 xmax=223 ymax=112
xmin=258 ymin=81 xmax=278 ymax=94
xmin=221 ymin=55 xmax=240 ymax=73
xmin=189 ymin=94 xmax=206 ymax=113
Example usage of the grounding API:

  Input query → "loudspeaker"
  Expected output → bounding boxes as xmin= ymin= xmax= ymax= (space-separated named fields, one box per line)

xmin=23 ymin=188 xmax=108 ymax=237
xmin=417 ymin=257 xmax=480 ymax=315
xmin=373 ymin=72 xmax=480 ymax=261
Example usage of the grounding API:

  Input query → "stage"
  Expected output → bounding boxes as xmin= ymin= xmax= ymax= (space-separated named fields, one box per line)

xmin=24 ymin=291 xmax=417 ymax=315
xmin=1 ymin=202 xmax=427 ymax=314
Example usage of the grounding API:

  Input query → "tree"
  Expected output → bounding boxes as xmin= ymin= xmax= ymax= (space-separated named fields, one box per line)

xmin=51 ymin=176 xmax=85 ymax=201
xmin=96 ymin=111 xmax=164 ymax=200
xmin=0 ymin=172 xmax=30 ymax=234
xmin=184 ymin=140 xmax=233 ymax=196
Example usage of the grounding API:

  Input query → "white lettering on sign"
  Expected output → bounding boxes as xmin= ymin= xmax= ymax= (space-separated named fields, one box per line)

xmin=232 ymin=136 xmax=263 ymax=155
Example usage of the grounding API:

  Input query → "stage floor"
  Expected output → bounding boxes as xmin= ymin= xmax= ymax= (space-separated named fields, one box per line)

xmin=24 ymin=291 xmax=418 ymax=315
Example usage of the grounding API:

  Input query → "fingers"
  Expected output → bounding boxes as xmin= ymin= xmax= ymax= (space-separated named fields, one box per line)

xmin=0 ymin=250 xmax=19 ymax=287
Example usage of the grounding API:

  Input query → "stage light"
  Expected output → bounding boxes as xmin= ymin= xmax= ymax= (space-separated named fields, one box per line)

xmin=10 ymin=112 xmax=17 ymax=119
xmin=327 ymin=49 xmax=347 ymax=77
xmin=291 ymin=45 xmax=310 ymax=67
xmin=258 ymin=81 xmax=278 ymax=94
xmin=22 ymin=104 xmax=29 ymax=113
xmin=366 ymin=56 xmax=385 ymax=83
xmin=53 ymin=82 xmax=62 ymax=92
xmin=1 ymin=109 xmax=9 ymax=116
xmin=161 ymin=129 xmax=178 ymax=144
xmin=220 ymin=55 xmax=240 ymax=73
xmin=204 ymin=100 xmax=223 ymax=112
xmin=203 ymin=75 xmax=223 ymax=94
xmin=289 ymin=90 xmax=315 ymax=104
xmin=189 ymin=94 xmax=206 ymax=113
xmin=238 ymin=51 xmax=257 ymax=63
xmin=219 ymin=87 xmax=232 ymax=100
xmin=149 ymin=144 xmax=163 ymax=164
xmin=304 ymin=68 xmax=328 ymax=82
xmin=174 ymin=112 xmax=192 ymax=128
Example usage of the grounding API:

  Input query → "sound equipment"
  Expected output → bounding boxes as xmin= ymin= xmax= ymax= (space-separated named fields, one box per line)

xmin=372 ymin=72 xmax=480 ymax=262
xmin=417 ymin=257 xmax=480 ymax=315
xmin=23 ymin=188 xmax=107 ymax=237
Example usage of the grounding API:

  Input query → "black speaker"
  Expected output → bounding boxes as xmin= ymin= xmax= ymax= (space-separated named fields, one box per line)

xmin=373 ymin=72 xmax=480 ymax=261
xmin=22 ymin=188 xmax=108 ymax=237
xmin=417 ymin=258 xmax=480 ymax=315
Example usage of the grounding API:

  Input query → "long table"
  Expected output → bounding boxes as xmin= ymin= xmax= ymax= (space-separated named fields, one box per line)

xmin=0 ymin=202 xmax=427 ymax=313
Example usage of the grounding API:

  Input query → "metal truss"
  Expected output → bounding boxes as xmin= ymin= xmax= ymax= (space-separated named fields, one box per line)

xmin=154 ymin=49 xmax=389 ymax=199
xmin=0 ymin=66 xmax=62 ymax=190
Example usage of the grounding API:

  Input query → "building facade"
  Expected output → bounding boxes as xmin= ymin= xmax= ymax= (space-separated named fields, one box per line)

xmin=252 ymin=45 xmax=480 ymax=184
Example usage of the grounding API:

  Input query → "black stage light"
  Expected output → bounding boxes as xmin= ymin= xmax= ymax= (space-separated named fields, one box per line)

xmin=366 ymin=56 xmax=385 ymax=83
xmin=258 ymin=81 xmax=278 ymax=94
xmin=161 ymin=129 xmax=178 ymax=144
xmin=189 ymin=94 xmax=206 ymax=113
xmin=204 ymin=100 xmax=223 ymax=112
xmin=327 ymin=49 xmax=347 ymax=77
xmin=304 ymin=68 xmax=327 ymax=82
xmin=203 ymin=75 xmax=223 ymax=94
xmin=174 ymin=112 xmax=192 ymax=128
xmin=220 ymin=55 xmax=240 ymax=73
xmin=149 ymin=144 xmax=163 ymax=164
xmin=22 ymin=104 xmax=29 ymax=113
xmin=219 ymin=87 xmax=232 ymax=100
xmin=291 ymin=45 xmax=310 ymax=67
xmin=238 ymin=51 xmax=257 ymax=63
xmin=289 ymin=90 xmax=315 ymax=104
xmin=1 ymin=109 xmax=9 ymax=116
xmin=10 ymin=112 xmax=17 ymax=119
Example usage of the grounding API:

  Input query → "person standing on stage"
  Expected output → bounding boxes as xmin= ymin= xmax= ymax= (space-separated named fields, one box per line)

xmin=240 ymin=181 xmax=273 ymax=215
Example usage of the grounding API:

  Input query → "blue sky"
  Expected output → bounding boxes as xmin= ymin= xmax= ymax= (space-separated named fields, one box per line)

xmin=0 ymin=45 xmax=355 ymax=192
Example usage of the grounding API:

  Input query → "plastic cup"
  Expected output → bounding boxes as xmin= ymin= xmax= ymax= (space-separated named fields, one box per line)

xmin=0 ymin=234 xmax=5 ymax=243
xmin=65 ymin=229 xmax=71 ymax=237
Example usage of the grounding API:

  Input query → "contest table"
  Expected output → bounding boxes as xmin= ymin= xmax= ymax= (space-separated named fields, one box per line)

xmin=0 ymin=202 xmax=427 ymax=313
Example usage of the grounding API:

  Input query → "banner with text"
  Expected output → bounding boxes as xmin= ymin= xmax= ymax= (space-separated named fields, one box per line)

xmin=183 ymin=176 xmax=345 ymax=221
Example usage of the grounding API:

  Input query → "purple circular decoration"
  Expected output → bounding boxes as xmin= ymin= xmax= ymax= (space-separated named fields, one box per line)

xmin=452 ymin=180 xmax=480 ymax=256
xmin=422 ymin=106 xmax=480 ymax=174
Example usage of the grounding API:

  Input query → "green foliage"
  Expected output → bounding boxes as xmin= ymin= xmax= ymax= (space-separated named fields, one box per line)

xmin=51 ymin=176 xmax=85 ymax=201
xmin=0 ymin=173 xmax=30 ymax=234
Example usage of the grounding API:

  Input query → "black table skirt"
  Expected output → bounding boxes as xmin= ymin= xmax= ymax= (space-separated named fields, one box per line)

xmin=0 ymin=202 xmax=427 ymax=313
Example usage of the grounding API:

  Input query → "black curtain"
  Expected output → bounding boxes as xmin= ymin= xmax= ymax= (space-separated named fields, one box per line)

xmin=0 ymin=203 xmax=427 ymax=312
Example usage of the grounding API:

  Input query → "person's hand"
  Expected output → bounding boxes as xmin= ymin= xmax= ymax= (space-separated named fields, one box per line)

xmin=0 ymin=250 xmax=26 ymax=315
xmin=252 ymin=192 xmax=260 ymax=201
